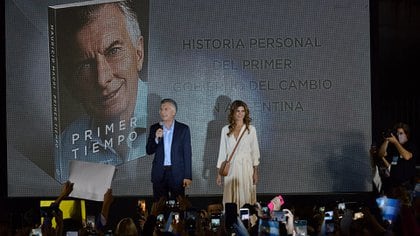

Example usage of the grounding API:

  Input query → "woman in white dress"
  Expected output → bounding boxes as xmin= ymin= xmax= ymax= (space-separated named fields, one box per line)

xmin=216 ymin=100 xmax=260 ymax=212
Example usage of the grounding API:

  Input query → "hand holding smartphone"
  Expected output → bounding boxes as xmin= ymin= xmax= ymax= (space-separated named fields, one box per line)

xmin=210 ymin=214 xmax=221 ymax=231
xmin=240 ymin=208 xmax=250 ymax=227
xmin=272 ymin=210 xmax=287 ymax=222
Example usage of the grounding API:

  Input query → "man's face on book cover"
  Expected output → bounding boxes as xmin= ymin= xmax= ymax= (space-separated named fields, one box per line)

xmin=70 ymin=4 xmax=144 ymax=122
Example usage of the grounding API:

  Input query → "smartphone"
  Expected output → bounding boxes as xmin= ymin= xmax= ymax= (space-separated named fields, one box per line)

xmin=87 ymin=215 xmax=95 ymax=229
xmin=210 ymin=214 xmax=221 ymax=231
xmin=166 ymin=199 xmax=178 ymax=209
xmin=66 ymin=231 xmax=78 ymax=236
xmin=324 ymin=211 xmax=334 ymax=233
xmin=156 ymin=214 xmax=165 ymax=231
xmin=225 ymin=202 xmax=237 ymax=229
xmin=258 ymin=218 xmax=280 ymax=234
xmin=337 ymin=202 xmax=345 ymax=218
xmin=261 ymin=206 xmax=270 ymax=219
xmin=324 ymin=211 xmax=333 ymax=221
xmin=325 ymin=220 xmax=335 ymax=233
xmin=353 ymin=211 xmax=364 ymax=220
xmin=173 ymin=212 xmax=180 ymax=224
xmin=30 ymin=228 xmax=42 ymax=236
xmin=240 ymin=208 xmax=250 ymax=227
xmin=272 ymin=210 xmax=286 ymax=222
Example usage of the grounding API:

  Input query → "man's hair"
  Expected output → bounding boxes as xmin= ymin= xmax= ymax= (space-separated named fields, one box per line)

xmin=161 ymin=98 xmax=178 ymax=113
xmin=57 ymin=0 xmax=142 ymax=83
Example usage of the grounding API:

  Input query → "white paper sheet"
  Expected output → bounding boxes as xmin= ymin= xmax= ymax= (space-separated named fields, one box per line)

xmin=68 ymin=160 xmax=115 ymax=201
xmin=372 ymin=166 xmax=382 ymax=193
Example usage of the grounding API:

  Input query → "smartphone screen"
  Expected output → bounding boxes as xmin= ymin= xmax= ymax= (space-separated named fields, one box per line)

xmin=353 ymin=212 xmax=364 ymax=220
xmin=169 ymin=212 xmax=179 ymax=224
xmin=87 ymin=215 xmax=95 ymax=229
xmin=324 ymin=211 xmax=333 ymax=220
xmin=258 ymin=218 xmax=279 ymax=234
xmin=210 ymin=214 xmax=221 ymax=231
xmin=272 ymin=210 xmax=286 ymax=222
xmin=240 ymin=208 xmax=250 ymax=220
xmin=324 ymin=211 xmax=334 ymax=233
xmin=325 ymin=220 xmax=335 ymax=233
xmin=240 ymin=208 xmax=250 ymax=227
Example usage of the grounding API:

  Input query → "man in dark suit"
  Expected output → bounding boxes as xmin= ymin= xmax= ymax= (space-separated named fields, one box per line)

xmin=146 ymin=98 xmax=192 ymax=201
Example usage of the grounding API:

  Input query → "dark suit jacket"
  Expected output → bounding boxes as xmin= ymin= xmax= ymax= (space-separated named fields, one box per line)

xmin=146 ymin=120 xmax=192 ymax=186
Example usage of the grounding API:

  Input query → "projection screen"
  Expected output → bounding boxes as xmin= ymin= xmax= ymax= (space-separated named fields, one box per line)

xmin=6 ymin=0 xmax=372 ymax=197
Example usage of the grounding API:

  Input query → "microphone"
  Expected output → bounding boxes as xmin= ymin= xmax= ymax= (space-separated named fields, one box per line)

xmin=158 ymin=121 xmax=164 ymax=141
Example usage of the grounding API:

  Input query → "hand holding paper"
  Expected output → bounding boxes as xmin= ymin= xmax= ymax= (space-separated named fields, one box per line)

xmin=68 ymin=160 xmax=115 ymax=201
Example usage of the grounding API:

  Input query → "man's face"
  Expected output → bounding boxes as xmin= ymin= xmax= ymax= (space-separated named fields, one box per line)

xmin=159 ymin=102 xmax=176 ymax=123
xmin=71 ymin=4 xmax=144 ymax=121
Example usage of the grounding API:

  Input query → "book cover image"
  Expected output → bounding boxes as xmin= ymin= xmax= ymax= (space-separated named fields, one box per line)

xmin=48 ymin=0 xmax=149 ymax=183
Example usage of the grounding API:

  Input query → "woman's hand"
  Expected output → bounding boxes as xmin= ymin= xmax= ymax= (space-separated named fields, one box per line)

xmin=216 ymin=174 xmax=222 ymax=186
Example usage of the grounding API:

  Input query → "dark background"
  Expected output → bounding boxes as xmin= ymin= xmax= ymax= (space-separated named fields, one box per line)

xmin=1 ymin=0 xmax=419 ymax=230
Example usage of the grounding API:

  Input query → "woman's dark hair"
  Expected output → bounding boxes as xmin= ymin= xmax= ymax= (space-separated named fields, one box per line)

xmin=393 ymin=122 xmax=410 ymax=139
xmin=227 ymin=100 xmax=251 ymax=136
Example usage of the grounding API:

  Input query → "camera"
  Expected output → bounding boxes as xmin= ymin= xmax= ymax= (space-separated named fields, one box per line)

xmin=382 ymin=129 xmax=396 ymax=138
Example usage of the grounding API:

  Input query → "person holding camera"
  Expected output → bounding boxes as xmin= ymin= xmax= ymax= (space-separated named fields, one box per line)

xmin=377 ymin=122 xmax=417 ymax=195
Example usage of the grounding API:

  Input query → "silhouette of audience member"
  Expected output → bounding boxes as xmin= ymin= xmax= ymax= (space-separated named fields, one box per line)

xmin=11 ymin=186 xmax=420 ymax=235
xmin=40 ymin=181 xmax=74 ymax=236
xmin=93 ymin=188 xmax=114 ymax=235
xmin=114 ymin=217 xmax=138 ymax=236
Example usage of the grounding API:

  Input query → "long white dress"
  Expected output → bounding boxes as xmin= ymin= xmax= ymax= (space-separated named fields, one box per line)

xmin=217 ymin=124 xmax=260 ymax=211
